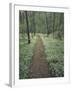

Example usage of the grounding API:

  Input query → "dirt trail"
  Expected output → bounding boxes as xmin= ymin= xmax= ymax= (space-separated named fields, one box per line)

xmin=28 ymin=36 xmax=48 ymax=78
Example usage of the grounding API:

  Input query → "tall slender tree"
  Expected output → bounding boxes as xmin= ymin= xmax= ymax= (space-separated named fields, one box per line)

xmin=45 ymin=13 xmax=49 ymax=36
xmin=53 ymin=12 xmax=55 ymax=39
xmin=32 ymin=12 xmax=36 ymax=35
xmin=25 ymin=11 xmax=30 ymax=44
xmin=19 ymin=11 xmax=22 ymax=24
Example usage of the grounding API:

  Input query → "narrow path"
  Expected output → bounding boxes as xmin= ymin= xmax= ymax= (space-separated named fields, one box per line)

xmin=28 ymin=36 xmax=48 ymax=78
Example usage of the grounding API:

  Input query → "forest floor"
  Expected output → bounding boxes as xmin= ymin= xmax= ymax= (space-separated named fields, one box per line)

xmin=28 ymin=35 xmax=49 ymax=78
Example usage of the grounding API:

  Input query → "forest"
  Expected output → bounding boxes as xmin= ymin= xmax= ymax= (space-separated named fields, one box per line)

xmin=19 ymin=10 xmax=64 ymax=79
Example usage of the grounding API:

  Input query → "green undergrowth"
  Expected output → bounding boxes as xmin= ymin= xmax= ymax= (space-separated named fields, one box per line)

xmin=41 ymin=34 xmax=64 ymax=77
xmin=19 ymin=33 xmax=37 ymax=79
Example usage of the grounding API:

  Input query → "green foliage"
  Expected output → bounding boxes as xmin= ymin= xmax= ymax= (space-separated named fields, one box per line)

xmin=42 ymin=34 xmax=64 ymax=77
xmin=19 ymin=10 xmax=64 ymax=78
xmin=19 ymin=11 xmax=64 ymax=39
xmin=19 ymin=33 xmax=37 ymax=79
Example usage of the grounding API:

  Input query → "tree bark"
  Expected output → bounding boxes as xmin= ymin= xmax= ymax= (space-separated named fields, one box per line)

xmin=46 ymin=14 xmax=49 ymax=36
xmin=32 ymin=12 xmax=36 ymax=36
xmin=53 ymin=13 xmax=55 ymax=39
xmin=25 ymin=11 xmax=30 ymax=44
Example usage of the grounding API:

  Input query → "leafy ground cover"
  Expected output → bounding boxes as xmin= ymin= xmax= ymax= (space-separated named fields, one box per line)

xmin=41 ymin=34 xmax=64 ymax=77
xmin=19 ymin=33 xmax=37 ymax=79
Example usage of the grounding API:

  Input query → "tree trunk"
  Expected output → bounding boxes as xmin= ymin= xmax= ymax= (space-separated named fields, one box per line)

xmin=25 ymin=11 xmax=30 ymax=44
xmin=53 ymin=13 xmax=55 ymax=39
xmin=32 ymin=12 xmax=36 ymax=36
xmin=46 ymin=14 xmax=49 ymax=36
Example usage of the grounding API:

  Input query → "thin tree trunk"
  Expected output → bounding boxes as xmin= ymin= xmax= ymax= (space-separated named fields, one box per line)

xmin=32 ymin=12 xmax=36 ymax=36
xmin=25 ymin=11 xmax=30 ymax=44
xmin=53 ymin=13 xmax=55 ymax=39
xmin=46 ymin=14 xmax=48 ymax=36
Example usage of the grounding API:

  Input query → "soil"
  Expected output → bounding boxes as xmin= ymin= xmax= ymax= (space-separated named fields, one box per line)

xmin=28 ymin=36 xmax=48 ymax=78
